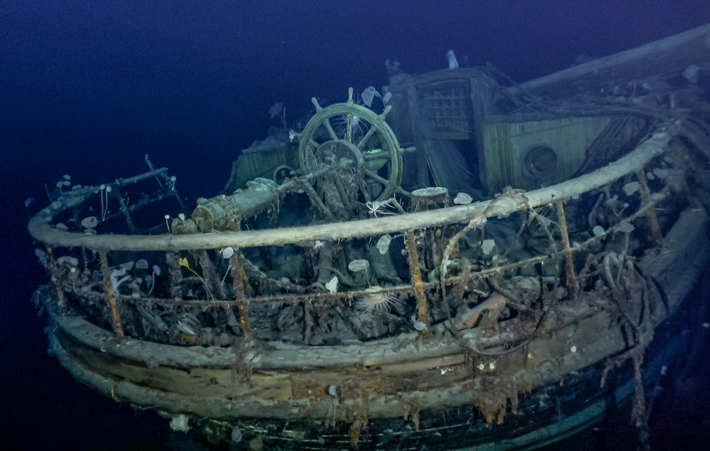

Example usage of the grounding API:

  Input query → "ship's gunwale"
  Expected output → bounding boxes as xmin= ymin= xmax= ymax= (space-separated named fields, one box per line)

xmin=43 ymin=207 xmax=709 ymax=423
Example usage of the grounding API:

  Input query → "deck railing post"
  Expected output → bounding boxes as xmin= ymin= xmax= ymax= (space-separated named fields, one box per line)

xmin=636 ymin=170 xmax=664 ymax=249
xmin=168 ymin=251 xmax=183 ymax=298
xmin=230 ymin=253 xmax=253 ymax=340
xmin=405 ymin=230 xmax=431 ymax=334
xmin=114 ymin=187 xmax=137 ymax=234
xmin=98 ymin=251 xmax=125 ymax=337
xmin=45 ymin=245 xmax=66 ymax=312
xmin=555 ymin=201 xmax=578 ymax=297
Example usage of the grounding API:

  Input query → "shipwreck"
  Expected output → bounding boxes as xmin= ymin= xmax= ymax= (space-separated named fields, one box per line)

xmin=29 ymin=24 xmax=710 ymax=449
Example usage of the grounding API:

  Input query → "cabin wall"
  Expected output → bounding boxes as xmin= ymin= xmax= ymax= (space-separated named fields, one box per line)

xmin=231 ymin=143 xmax=299 ymax=191
xmin=483 ymin=116 xmax=612 ymax=192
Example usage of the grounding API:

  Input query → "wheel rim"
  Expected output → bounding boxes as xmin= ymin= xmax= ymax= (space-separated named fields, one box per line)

xmin=298 ymin=88 xmax=403 ymax=202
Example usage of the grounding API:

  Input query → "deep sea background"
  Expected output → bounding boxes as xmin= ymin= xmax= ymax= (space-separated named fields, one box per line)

xmin=2 ymin=1 xmax=710 ymax=449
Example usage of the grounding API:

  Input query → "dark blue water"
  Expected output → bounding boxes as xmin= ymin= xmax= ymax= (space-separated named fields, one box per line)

xmin=2 ymin=1 xmax=710 ymax=449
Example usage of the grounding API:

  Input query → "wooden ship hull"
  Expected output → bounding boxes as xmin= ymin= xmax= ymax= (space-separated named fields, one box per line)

xmin=30 ymin=24 xmax=710 ymax=449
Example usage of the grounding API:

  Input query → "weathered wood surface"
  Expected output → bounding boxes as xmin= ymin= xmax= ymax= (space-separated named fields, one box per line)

xmin=42 ymin=307 xmax=645 ymax=421
xmin=516 ymin=23 xmax=710 ymax=98
xmin=482 ymin=116 xmax=612 ymax=191
xmin=639 ymin=208 xmax=710 ymax=314
xmin=51 ymin=306 xmax=628 ymax=420
xmin=47 ymin=207 xmax=708 ymax=420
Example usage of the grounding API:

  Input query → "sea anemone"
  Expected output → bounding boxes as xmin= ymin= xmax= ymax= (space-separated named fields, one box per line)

xmin=355 ymin=287 xmax=401 ymax=315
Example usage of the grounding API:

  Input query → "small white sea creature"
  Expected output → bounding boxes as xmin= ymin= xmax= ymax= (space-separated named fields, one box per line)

xmin=268 ymin=102 xmax=284 ymax=118
xmin=361 ymin=86 xmax=377 ymax=108
xmin=453 ymin=192 xmax=472 ymax=205
xmin=325 ymin=276 xmax=338 ymax=294
xmin=616 ymin=222 xmax=635 ymax=233
xmin=622 ymin=181 xmax=640 ymax=196
xmin=376 ymin=234 xmax=392 ymax=255
xmin=447 ymin=50 xmax=459 ymax=69
xmin=366 ymin=200 xmax=396 ymax=217
xmin=169 ymin=415 xmax=191 ymax=432
xmin=221 ymin=247 xmax=234 ymax=259
xmin=683 ymin=64 xmax=700 ymax=84
xmin=482 ymin=239 xmax=496 ymax=255
xmin=176 ymin=314 xmax=201 ymax=336
xmin=348 ymin=259 xmax=369 ymax=272
xmin=109 ymin=267 xmax=130 ymax=291
xmin=57 ymin=256 xmax=79 ymax=267
xmin=592 ymin=225 xmax=605 ymax=237
xmin=81 ymin=216 xmax=98 ymax=229
xmin=231 ymin=426 xmax=242 ymax=443
xmin=355 ymin=287 xmax=401 ymax=315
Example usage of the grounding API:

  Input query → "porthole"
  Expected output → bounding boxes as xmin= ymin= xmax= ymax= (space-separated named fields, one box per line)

xmin=522 ymin=144 xmax=558 ymax=180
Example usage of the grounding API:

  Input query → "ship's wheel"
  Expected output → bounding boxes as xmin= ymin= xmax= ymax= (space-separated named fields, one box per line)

xmin=297 ymin=88 xmax=403 ymax=203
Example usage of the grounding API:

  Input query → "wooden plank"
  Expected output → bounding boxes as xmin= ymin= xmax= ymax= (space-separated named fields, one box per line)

xmin=406 ymin=82 xmax=433 ymax=188
xmin=470 ymin=77 xmax=493 ymax=189
xmin=517 ymin=23 xmax=710 ymax=98
xmin=57 ymin=329 xmax=293 ymax=400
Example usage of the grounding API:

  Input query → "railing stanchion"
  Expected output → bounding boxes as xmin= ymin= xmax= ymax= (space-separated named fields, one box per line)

xmin=98 ymin=251 xmax=125 ymax=337
xmin=405 ymin=229 xmax=431 ymax=334
xmin=46 ymin=245 xmax=66 ymax=313
xmin=555 ymin=200 xmax=578 ymax=297
xmin=230 ymin=253 xmax=253 ymax=340
xmin=636 ymin=170 xmax=664 ymax=249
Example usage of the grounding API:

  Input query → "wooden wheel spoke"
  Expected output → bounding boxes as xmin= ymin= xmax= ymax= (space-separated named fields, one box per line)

xmin=322 ymin=117 xmax=338 ymax=141
xmin=365 ymin=168 xmax=391 ymax=187
xmin=357 ymin=126 xmax=377 ymax=150
xmin=346 ymin=113 xmax=353 ymax=143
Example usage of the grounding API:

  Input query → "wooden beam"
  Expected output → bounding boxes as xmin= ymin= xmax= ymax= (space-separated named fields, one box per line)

xmin=28 ymin=133 xmax=670 ymax=251
xmin=516 ymin=23 xmax=710 ymax=98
